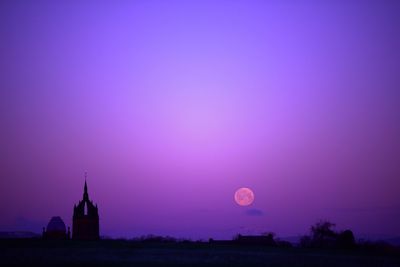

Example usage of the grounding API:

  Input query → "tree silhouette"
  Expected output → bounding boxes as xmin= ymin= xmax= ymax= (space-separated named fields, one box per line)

xmin=301 ymin=220 xmax=357 ymax=249
xmin=311 ymin=220 xmax=337 ymax=244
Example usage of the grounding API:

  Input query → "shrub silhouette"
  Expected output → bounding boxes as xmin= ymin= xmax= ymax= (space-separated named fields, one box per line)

xmin=337 ymin=230 xmax=355 ymax=249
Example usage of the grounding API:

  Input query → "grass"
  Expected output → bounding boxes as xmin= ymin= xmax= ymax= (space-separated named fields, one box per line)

xmin=1 ymin=239 xmax=399 ymax=267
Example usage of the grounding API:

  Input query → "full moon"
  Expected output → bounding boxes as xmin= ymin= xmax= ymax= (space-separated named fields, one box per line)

xmin=234 ymin=187 xmax=254 ymax=206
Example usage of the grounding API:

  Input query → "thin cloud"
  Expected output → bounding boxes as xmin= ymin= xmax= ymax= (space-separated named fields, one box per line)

xmin=245 ymin=209 xmax=264 ymax=216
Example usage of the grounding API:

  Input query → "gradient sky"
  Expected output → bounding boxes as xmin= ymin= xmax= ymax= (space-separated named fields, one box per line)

xmin=1 ymin=0 xmax=399 ymax=240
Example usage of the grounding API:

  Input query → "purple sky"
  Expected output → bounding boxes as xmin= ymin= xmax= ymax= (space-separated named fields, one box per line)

xmin=1 ymin=0 xmax=399 ymax=240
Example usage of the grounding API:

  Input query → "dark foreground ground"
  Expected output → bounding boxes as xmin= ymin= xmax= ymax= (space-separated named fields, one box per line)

xmin=1 ymin=239 xmax=399 ymax=267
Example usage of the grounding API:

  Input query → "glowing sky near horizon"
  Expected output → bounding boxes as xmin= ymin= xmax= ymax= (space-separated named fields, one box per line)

xmin=0 ymin=0 xmax=399 ymax=239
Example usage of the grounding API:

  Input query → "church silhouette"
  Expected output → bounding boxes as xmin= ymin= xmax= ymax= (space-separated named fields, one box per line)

xmin=72 ymin=180 xmax=100 ymax=240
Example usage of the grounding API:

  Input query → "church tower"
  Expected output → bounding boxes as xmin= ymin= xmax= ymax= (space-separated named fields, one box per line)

xmin=72 ymin=178 xmax=99 ymax=240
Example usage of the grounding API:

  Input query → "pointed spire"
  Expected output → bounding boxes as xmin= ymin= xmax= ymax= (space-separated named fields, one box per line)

xmin=83 ymin=172 xmax=89 ymax=200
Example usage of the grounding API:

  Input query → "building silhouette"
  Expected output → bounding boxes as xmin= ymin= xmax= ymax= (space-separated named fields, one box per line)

xmin=72 ymin=180 xmax=99 ymax=240
xmin=235 ymin=234 xmax=276 ymax=246
xmin=43 ymin=216 xmax=70 ymax=240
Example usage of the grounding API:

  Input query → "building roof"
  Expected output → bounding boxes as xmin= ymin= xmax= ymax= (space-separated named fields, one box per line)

xmin=46 ymin=216 xmax=66 ymax=232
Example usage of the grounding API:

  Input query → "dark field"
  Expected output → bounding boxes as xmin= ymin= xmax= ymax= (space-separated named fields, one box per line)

xmin=1 ymin=239 xmax=399 ymax=267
